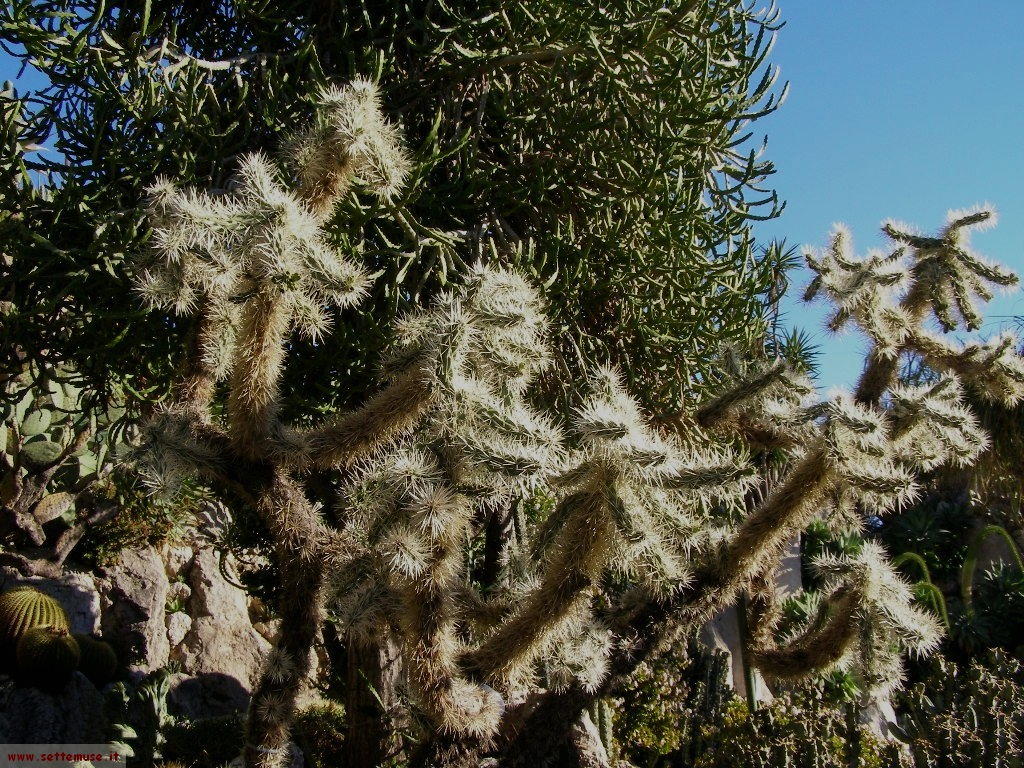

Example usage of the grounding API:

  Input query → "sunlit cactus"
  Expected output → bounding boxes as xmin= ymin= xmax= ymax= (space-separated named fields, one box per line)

xmin=137 ymin=75 xmax=1024 ymax=767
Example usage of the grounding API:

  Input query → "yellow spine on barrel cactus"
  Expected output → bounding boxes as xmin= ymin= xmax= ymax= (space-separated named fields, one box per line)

xmin=16 ymin=624 xmax=81 ymax=690
xmin=74 ymin=634 xmax=118 ymax=686
xmin=0 ymin=587 xmax=70 ymax=670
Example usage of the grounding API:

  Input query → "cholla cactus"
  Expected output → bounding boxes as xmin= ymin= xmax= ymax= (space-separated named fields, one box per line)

xmin=138 ymin=84 xmax=1024 ymax=767
xmin=135 ymin=80 xmax=422 ymax=768
xmin=504 ymin=209 xmax=1023 ymax=766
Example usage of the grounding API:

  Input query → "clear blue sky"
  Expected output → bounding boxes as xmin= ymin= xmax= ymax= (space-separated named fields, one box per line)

xmin=5 ymin=3 xmax=1024 ymax=392
xmin=755 ymin=1 xmax=1024 ymax=389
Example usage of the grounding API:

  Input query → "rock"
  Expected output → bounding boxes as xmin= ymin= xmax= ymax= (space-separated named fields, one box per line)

xmin=860 ymin=692 xmax=900 ymax=740
xmin=0 ymin=569 xmax=101 ymax=635
xmin=252 ymin=620 xmax=280 ymax=645
xmin=167 ymin=581 xmax=192 ymax=605
xmin=164 ymin=544 xmax=194 ymax=580
xmin=168 ymin=550 xmax=270 ymax=717
xmin=98 ymin=547 xmax=170 ymax=674
xmin=568 ymin=711 xmax=610 ymax=768
xmin=166 ymin=611 xmax=192 ymax=648
xmin=699 ymin=606 xmax=772 ymax=704
xmin=0 ymin=672 xmax=106 ymax=742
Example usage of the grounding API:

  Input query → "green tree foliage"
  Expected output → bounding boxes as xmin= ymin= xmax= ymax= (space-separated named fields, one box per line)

xmin=1 ymin=0 xmax=789 ymax=417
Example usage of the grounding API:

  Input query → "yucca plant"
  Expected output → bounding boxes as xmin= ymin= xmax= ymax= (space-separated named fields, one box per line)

xmin=137 ymin=68 xmax=1024 ymax=766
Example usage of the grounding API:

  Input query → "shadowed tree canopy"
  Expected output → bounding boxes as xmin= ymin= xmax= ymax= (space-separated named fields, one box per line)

xmin=2 ymin=0 xmax=790 ymax=417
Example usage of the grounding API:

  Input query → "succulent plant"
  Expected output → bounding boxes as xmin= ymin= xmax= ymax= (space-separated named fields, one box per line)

xmin=0 ymin=586 xmax=70 ymax=668
xmin=16 ymin=624 xmax=81 ymax=690
xmin=74 ymin=633 xmax=119 ymax=687
xmin=1 ymin=362 xmax=132 ymax=564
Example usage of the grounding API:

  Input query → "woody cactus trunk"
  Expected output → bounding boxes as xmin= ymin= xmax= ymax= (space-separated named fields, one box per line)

xmin=137 ymin=79 xmax=1024 ymax=767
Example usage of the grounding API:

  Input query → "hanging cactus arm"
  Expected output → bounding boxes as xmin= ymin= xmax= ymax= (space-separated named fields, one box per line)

xmin=693 ymin=359 xmax=789 ymax=428
xmin=467 ymin=487 xmax=614 ymax=690
xmin=301 ymin=367 xmax=437 ymax=468
xmin=748 ymin=584 xmax=862 ymax=679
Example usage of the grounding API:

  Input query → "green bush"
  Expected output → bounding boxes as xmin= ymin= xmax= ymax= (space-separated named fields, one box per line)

xmin=293 ymin=701 xmax=347 ymax=768
xmin=162 ymin=714 xmax=245 ymax=768
xmin=893 ymin=651 xmax=1024 ymax=768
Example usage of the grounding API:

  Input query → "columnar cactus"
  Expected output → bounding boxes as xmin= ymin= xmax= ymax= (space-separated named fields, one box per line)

xmin=137 ymin=75 xmax=1024 ymax=765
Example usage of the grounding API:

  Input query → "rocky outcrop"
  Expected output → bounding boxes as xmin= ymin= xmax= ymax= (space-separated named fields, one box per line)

xmin=168 ymin=549 xmax=270 ymax=718
xmin=0 ymin=672 xmax=105 ymax=742
xmin=97 ymin=547 xmax=170 ymax=675
xmin=1 ymin=534 xmax=274 ymax=724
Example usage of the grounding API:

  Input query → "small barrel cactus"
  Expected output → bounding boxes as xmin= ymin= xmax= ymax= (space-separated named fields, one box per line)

xmin=0 ymin=587 xmax=70 ymax=669
xmin=16 ymin=624 xmax=81 ymax=690
xmin=74 ymin=633 xmax=118 ymax=686
xmin=74 ymin=634 xmax=118 ymax=688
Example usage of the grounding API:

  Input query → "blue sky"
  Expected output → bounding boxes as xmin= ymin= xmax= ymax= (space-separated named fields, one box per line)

xmin=5 ymin=3 xmax=1024 ymax=392
xmin=755 ymin=1 xmax=1024 ymax=389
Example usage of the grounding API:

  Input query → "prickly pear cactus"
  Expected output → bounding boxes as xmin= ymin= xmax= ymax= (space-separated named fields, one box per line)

xmin=74 ymin=633 xmax=118 ymax=687
xmin=1 ymin=363 xmax=131 ymax=558
xmin=0 ymin=586 xmax=70 ymax=664
xmin=15 ymin=624 xmax=81 ymax=690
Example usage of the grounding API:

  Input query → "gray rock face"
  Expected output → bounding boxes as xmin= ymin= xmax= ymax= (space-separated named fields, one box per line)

xmin=0 ymin=672 xmax=106 ymax=742
xmin=167 ymin=550 xmax=270 ymax=717
xmin=166 ymin=611 xmax=192 ymax=649
xmin=163 ymin=544 xmax=195 ymax=580
xmin=98 ymin=547 xmax=170 ymax=674
xmin=0 ymin=569 xmax=101 ymax=635
xmin=569 ymin=712 xmax=610 ymax=768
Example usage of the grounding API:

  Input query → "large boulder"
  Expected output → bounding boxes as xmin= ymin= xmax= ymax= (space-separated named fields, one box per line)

xmin=0 ymin=672 xmax=106 ymax=742
xmin=97 ymin=547 xmax=170 ymax=674
xmin=168 ymin=549 xmax=270 ymax=718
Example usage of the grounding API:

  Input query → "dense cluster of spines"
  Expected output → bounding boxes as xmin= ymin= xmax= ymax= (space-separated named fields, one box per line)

xmin=734 ymin=207 xmax=1021 ymax=698
xmin=136 ymin=72 xmax=1024 ymax=764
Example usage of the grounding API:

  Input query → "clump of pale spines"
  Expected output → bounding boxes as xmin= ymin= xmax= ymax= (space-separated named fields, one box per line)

xmin=327 ymin=266 xmax=567 ymax=735
xmin=135 ymin=405 xmax=223 ymax=497
xmin=884 ymin=205 xmax=1016 ymax=332
xmin=287 ymin=79 xmax=411 ymax=218
xmin=140 ymin=79 xmax=408 ymax=455
xmin=811 ymin=542 xmax=941 ymax=695
xmin=803 ymin=224 xmax=909 ymax=341
xmin=908 ymin=330 xmax=1024 ymax=406
xmin=888 ymin=376 xmax=988 ymax=470
xmin=749 ymin=543 xmax=941 ymax=697
xmin=466 ymin=368 xmax=753 ymax=691
xmin=684 ymin=348 xmax=818 ymax=457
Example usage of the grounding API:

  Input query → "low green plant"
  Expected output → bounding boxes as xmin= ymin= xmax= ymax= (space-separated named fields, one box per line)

xmin=15 ymin=624 xmax=80 ymax=691
xmin=163 ymin=713 xmax=245 ymax=768
xmin=692 ymin=694 xmax=898 ymax=768
xmin=892 ymin=651 xmax=1023 ymax=768
xmin=0 ymin=586 xmax=70 ymax=666
xmin=293 ymin=701 xmax=347 ymax=768
xmin=74 ymin=633 xmax=119 ymax=687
